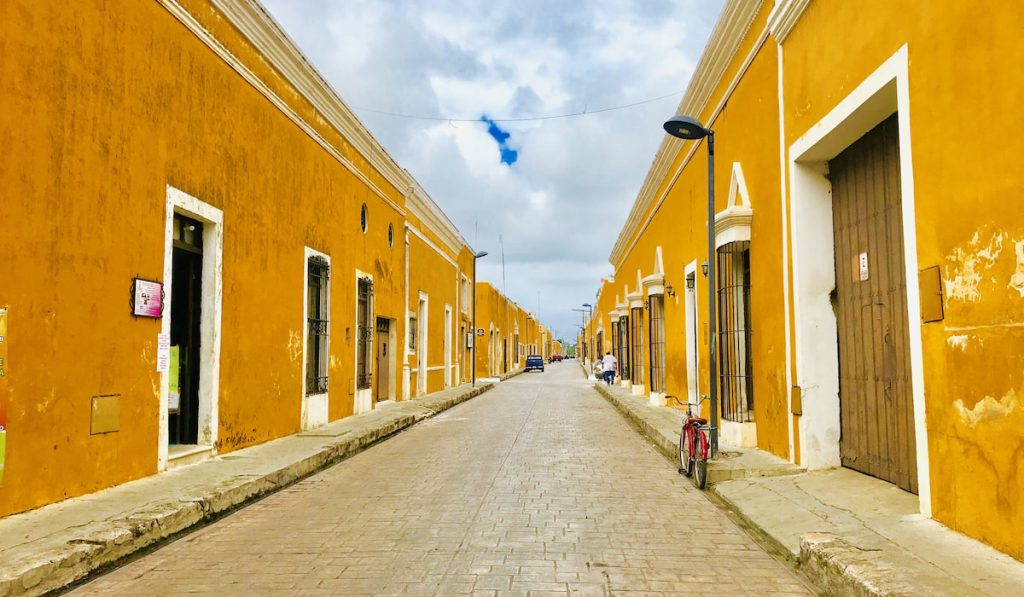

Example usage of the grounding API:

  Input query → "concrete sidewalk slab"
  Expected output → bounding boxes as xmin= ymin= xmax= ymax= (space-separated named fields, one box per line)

xmin=591 ymin=381 xmax=1024 ymax=596
xmin=0 ymin=383 xmax=492 ymax=597
xmin=717 ymin=470 xmax=1024 ymax=597
xmin=591 ymin=382 xmax=803 ymax=483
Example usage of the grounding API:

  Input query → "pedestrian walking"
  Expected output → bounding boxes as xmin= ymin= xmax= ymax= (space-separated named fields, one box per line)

xmin=601 ymin=351 xmax=617 ymax=385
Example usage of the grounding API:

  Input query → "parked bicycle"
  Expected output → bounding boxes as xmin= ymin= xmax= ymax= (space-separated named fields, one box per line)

xmin=666 ymin=395 xmax=712 ymax=489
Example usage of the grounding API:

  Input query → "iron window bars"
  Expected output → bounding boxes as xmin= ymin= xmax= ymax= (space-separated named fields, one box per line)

xmin=356 ymin=277 xmax=374 ymax=390
xmin=306 ymin=256 xmax=330 ymax=395
xmin=630 ymin=307 xmax=644 ymax=385
xmin=717 ymin=241 xmax=754 ymax=422
xmin=648 ymin=294 xmax=666 ymax=394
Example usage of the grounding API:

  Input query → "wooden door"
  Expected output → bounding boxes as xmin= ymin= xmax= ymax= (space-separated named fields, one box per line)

xmin=375 ymin=318 xmax=389 ymax=404
xmin=830 ymin=113 xmax=917 ymax=493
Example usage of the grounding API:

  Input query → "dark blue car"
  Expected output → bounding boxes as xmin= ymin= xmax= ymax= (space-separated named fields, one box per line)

xmin=525 ymin=355 xmax=545 ymax=372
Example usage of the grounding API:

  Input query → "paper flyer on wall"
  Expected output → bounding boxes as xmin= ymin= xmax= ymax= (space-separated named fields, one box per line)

xmin=0 ymin=307 xmax=8 ymax=486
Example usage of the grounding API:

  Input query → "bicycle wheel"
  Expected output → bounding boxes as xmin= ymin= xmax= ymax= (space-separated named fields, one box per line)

xmin=692 ymin=429 xmax=709 ymax=489
xmin=678 ymin=424 xmax=694 ymax=477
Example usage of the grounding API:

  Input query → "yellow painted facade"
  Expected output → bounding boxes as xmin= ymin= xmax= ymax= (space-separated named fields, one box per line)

xmin=598 ymin=0 xmax=1024 ymax=561
xmin=472 ymin=282 xmax=551 ymax=378
xmin=0 ymin=0 xmax=477 ymax=517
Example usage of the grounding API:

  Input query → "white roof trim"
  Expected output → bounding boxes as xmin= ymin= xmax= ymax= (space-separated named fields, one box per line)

xmin=609 ymin=0 xmax=763 ymax=267
xmin=768 ymin=0 xmax=812 ymax=44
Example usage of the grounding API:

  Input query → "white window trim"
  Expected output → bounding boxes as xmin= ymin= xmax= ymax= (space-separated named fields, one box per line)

xmin=417 ymin=292 xmax=428 ymax=396
xmin=159 ymin=186 xmax=224 ymax=470
xmin=787 ymin=45 xmax=930 ymax=516
xmin=302 ymin=247 xmax=331 ymax=430
xmin=354 ymin=269 xmax=374 ymax=414
xmin=444 ymin=304 xmax=453 ymax=388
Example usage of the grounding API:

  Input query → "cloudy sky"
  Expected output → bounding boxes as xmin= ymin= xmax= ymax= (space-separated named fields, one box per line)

xmin=262 ymin=0 xmax=724 ymax=343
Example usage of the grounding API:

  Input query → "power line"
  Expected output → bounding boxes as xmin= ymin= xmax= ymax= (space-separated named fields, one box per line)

xmin=350 ymin=89 xmax=685 ymax=123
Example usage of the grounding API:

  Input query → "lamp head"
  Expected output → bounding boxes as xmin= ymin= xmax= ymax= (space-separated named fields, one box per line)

xmin=663 ymin=115 xmax=709 ymax=140
xmin=474 ymin=250 xmax=489 ymax=258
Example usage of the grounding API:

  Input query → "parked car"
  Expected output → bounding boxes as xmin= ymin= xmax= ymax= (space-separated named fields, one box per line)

xmin=525 ymin=355 xmax=545 ymax=372
xmin=549 ymin=354 xmax=563 ymax=362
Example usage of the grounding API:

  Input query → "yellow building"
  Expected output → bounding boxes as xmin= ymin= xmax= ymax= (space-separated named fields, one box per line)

xmin=0 ymin=0 xmax=479 ymax=518
xmin=598 ymin=0 xmax=1024 ymax=561
xmin=472 ymin=282 xmax=550 ymax=378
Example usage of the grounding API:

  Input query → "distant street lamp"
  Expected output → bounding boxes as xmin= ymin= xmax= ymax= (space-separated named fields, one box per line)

xmin=582 ymin=303 xmax=594 ymax=363
xmin=471 ymin=250 xmax=488 ymax=387
xmin=663 ymin=114 xmax=719 ymax=456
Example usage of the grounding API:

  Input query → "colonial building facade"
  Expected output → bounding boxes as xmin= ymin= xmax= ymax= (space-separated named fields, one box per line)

xmin=0 ymin=0 xmax=547 ymax=518
xmin=590 ymin=0 xmax=1024 ymax=561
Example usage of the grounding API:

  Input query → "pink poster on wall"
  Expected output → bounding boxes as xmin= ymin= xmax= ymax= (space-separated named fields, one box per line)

xmin=132 ymin=279 xmax=163 ymax=318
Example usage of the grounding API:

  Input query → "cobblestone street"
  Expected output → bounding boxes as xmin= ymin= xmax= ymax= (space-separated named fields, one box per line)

xmin=74 ymin=364 xmax=810 ymax=596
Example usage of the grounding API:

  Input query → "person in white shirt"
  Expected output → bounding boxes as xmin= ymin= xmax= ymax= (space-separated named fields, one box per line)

xmin=601 ymin=352 xmax=617 ymax=385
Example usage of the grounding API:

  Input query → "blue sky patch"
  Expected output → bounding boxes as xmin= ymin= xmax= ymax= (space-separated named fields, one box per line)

xmin=480 ymin=115 xmax=518 ymax=165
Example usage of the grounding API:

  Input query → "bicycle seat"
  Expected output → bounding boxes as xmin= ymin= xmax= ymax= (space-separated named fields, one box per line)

xmin=687 ymin=416 xmax=708 ymax=425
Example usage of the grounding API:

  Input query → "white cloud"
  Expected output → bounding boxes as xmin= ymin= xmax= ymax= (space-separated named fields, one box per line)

xmin=261 ymin=0 xmax=723 ymax=340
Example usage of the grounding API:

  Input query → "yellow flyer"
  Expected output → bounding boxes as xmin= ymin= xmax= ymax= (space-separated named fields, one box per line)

xmin=0 ymin=306 xmax=7 ymax=486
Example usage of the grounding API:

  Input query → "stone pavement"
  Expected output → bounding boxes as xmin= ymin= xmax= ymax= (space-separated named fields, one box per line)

xmin=590 ymin=378 xmax=1024 ymax=596
xmin=72 ymin=362 xmax=811 ymax=596
xmin=0 ymin=383 xmax=494 ymax=597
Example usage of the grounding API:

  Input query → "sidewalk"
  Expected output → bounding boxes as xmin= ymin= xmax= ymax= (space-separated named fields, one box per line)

xmin=0 ymin=383 xmax=493 ymax=597
xmin=592 ymin=381 xmax=1024 ymax=596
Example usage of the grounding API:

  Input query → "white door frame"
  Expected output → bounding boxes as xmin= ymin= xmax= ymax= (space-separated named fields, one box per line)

xmin=159 ymin=186 xmax=223 ymax=470
xmin=787 ymin=45 xmax=930 ymax=515
xmin=417 ymin=292 xmax=428 ymax=395
xmin=301 ymin=247 xmax=331 ymax=429
xmin=443 ymin=305 xmax=453 ymax=388
xmin=683 ymin=260 xmax=700 ymax=408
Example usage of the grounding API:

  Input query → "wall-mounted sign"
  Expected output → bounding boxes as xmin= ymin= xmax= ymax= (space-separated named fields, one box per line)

xmin=131 ymin=278 xmax=163 ymax=318
xmin=858 ymin=252 xmax=869 ymax=282
xmin=476 ymin=328 xmax=485 ymax=336
xmin=0 ymin=306 xmax=7 ymax=486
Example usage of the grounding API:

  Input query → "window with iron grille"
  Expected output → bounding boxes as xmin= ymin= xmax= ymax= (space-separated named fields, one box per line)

xmin=356 ymin=277 xmax=373 ymax=390
xmin=630 ymin=307 xmax=644 ymax=385
xmin=717 ymin=241 xmax=754 ymax=422
xmin=611 ymin=320 xmax=620 ymax=371
xmin=306 ymin=256 xmax=329 ymax=395
xmin=514 ymin=333 xmax=519 ymax=363
xmin=648 ymin=295 xmax=666 ymax=393
xmin=408 ymin=315 xmax=417 ymax=351
xmin=618 ymin=315 xmax=630 ymax=380
xmin=596 ymin=331 xmax=604 ymax=359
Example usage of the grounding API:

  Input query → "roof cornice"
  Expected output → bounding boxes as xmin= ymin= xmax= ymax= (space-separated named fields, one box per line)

xmin=767 ymin=0 xmax=812 ymax=44
xmin=608 ymin=0 xmax=762 ymax=267
xmin=210 ymin=0 xmax=415 ymax=198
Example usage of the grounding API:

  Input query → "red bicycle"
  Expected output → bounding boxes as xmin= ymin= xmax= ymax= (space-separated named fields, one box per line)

xmin=668 ymin=395 xmax=711 ymax=489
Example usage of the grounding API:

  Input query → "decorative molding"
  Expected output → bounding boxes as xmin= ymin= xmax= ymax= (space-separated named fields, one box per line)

xmin=641 ymin=273 xmax=666 ymax=296
xmin=161 ymin=0 xmax=473 ymax=254
xmin=716 ymin=161 xmax=754 ymax=246
xmin=609 ymin=0 xmax=763 ymax=267
xmin=767 ymin=0 xmax=812 ymax=44
xmin=406 ymin=223 xmax=458 ymax=269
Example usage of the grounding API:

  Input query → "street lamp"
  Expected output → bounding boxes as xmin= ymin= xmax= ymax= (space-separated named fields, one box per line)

xmin=582 ymin=303 xmax=594 ymax=365
xmin=663 ymin=114 xmax=719 ymax=456
xmin=572 ymin=308 xmax=588 ymax=363
xmin=471 ymin=250 xmax=488 ymax=387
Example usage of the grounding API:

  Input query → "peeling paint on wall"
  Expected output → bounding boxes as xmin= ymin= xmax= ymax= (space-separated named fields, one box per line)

xmin=944 ymin=231 xmax=1004 ymax=303
xmin=954 ymin=389 xmax=1018 ymax=428
xmin=946 ymin=334 xmax=983 ymax=351
xmin=1009 ymin=240 xmax=1024 ymax=297
xmin=287 ymin=330 xmax=302 ymax=362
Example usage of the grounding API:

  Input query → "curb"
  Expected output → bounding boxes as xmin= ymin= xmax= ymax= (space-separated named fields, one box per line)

xmin=0 ymin=384 xmax=493 ymax=597
xmin=592 ymin=383 xmax=678 ymax=463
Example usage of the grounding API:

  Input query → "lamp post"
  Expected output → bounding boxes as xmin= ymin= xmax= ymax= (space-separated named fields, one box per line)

xmin=571 ymin=308 xmax=588 ymax=363
xmin=471 ymin=250 xmax=488 ymax=387
xmin=663 ymin=114 xmax=718 ymax=456
xmin=582 ymin=303 xmax=594 ymax=364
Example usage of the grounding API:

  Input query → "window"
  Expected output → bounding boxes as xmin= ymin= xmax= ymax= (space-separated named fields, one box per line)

xmin=360 ymin=203 xmax=368 ymax=233
xmin=306 ymin=256 xmax=329 ymax=395
xmin=460 ymin=275 xmax=470 ymax=314
xmin=514 ymin=332 xmax=520 ymax=363
xmin=356 ymin=277 xmax=373 ymax=390
xmin=408 ymin=314 xmax=417 ymax=351
xmin=717 ymin=241 xmax=753 ymax=422
xmin=630 ymin=307 xmax=644 ymax=385
xmin=618 ymin=314 xmax=630 ymax=380
xmin=648 ymin=295 xmax=666 ymax=393
xmin=388 ymin=223 xmax=394 ymax=247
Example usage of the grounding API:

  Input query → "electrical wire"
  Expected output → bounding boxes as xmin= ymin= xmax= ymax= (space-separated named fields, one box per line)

xmin=350 ymin=89 xmax=684 ymax=123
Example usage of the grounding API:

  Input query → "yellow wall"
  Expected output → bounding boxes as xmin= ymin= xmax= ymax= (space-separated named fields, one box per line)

xmin=782 ymin=0 xmax=1024 ymax=560
xmin=0 ymin=0 xmax=469 ymax=517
